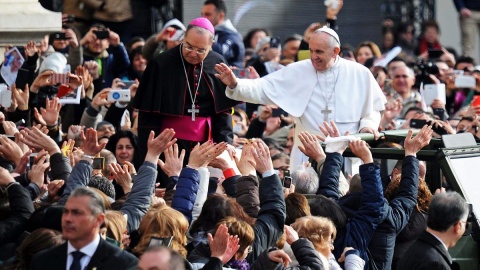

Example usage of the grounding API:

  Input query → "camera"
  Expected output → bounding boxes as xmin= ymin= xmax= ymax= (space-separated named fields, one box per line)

xmin=52 ymin=32 xmax=68 ymax=40
xmin=0 ymin=84 xmax=12 ymax=108
xmin=414 ymin=59 xmax=439 ymax=87
xmin=107 ymin=90 xmax=131 ymax=102
xmin=93 ymin=30 xmax=110 ymax=40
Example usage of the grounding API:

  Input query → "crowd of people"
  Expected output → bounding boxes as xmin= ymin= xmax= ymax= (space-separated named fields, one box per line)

xmin=0 ymin=0 xmax=477 ymax=269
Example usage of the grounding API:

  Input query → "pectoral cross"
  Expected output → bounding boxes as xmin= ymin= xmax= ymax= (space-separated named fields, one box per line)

xmin=188 ymin=105 xmax=199 ymax=121
xmin=321 ymin=106 xmax=332 ymax=122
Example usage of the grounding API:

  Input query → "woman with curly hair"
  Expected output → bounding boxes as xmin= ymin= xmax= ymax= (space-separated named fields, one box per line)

xmin=387 ymin=176 xmax=433 ymax=270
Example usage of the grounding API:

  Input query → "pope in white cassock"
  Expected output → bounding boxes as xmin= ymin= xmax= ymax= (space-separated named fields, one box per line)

xmin=215 ymin=27 xmax=387 ymax=169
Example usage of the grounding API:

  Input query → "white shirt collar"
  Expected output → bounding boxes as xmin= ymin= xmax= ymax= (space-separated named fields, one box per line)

xmin=67 ymin=233 xmax=101 ymax=258
xmin=428 ymin=231 xmax=448 ymax=251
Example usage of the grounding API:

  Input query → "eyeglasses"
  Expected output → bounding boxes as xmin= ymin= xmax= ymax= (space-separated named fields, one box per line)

xmin=182 ymin=43 xmax=208 ymax=55
xmin=246 ymin=246 xmax=253 ymax=253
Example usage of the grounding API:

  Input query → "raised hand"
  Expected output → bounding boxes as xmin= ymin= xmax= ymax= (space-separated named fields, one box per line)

xmin=34 ymin=97 xmax=62 ymax=126
xmin=249 ymin=139 xmax=273 ymax=175
xmin=109 ymin=163 xmax=132 ymax=193
xmin=145 ymin=129 xmax=177 ymax=163
xmin=348 ymin=140 xmax=373 ymax=164
xmin=404 ymin=125 xmax=433 ymax=157
xmin=2 ymin=121 xmax=19 ymax=136
xmin=298 ymin=131 xmax=326 ymax=162
xmin=0 ymin=135 xmax=23 ymax=166
xmin=11 ymin=84 xmax=29 ymax=111
xmin=208 ymin=224 xmax=240 ymax=265
xmin=91 ymin=88 xmax=113 ymax=110
xmin=84 ymin=60 xmax=100 ymax=79
xmin=47 ymin=179 xmax=65 ymax=202
xmin=80 ymin=128 xmax=105 ymax=156
xmin=28 ymin=153 xmax=50 ymax=188
xmin=30 ymin=70 xmax=54 ymax=93
xmin=24 ymin=41 xmax=38 ymax=58
xmin=188 ymin=141 xmax=228 ymax=170
xmin=285 ymin=225 xmax=300 ymax=245
xmin=236 ymin=142 xmax=256 ymax=176
xmin=215 ymin=63 xmax=238 ymax=89
xmin=157 ymin=143 xmax=185 ymax=177
xmin=20 ymin=126 xmax=61 ymax=155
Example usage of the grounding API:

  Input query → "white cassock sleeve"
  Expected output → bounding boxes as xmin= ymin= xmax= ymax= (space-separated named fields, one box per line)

xmin=358 ymin=111 xmax=382 ymax=132
xmin=226 ymin=79 xmax=276 ymax=106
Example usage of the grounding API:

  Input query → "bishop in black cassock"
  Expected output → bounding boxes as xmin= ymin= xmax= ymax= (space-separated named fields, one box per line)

xmin=132 ymin=18 xmax=240 ymax=186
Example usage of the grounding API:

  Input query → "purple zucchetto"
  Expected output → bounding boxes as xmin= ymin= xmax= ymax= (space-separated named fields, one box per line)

xmin=189 ymin=17 xmax=215 ymax=35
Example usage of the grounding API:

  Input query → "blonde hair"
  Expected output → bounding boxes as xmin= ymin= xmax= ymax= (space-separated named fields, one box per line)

xmin=291 ymin=216 xmax=336 ymax=253
xmin=133 ymin=205 xmax=189 ymax=257
xmin=103 ymin=210 xmax=127 ymax=249
xmin=355 ymin=41 xmax=382 ymax=58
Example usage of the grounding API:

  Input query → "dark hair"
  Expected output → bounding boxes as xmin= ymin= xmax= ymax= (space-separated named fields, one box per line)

xmin=403 ymin=107 xmax=425 ymax=119
xmin=271 ymin=152 xmax=290 ymax=164
xmin=16 ymin=229 xmax=63 ymax=269
xmin=127 ymin=36 xmax=145 ymax=52
xmin=88 ymin=175 xmax=116 ymax=200
xmin=455 ymin=56 xmax=476 ymax=68
xmin=427 ymin=191 xmax=468 ymax=232
xmin=90 ymin=23 xmax=107 ymax=31
xmin=190 ymin=194 xmax=254 ymax=235
xmin=243 ymin=28 xmax=269 ymax=49
xmin=105 ymin=130 xmax=139 ymax=167
xmin=285 ymin=193 xmax=311 ymax=225
xmin=262 ymin=138 xmax=283 ymax=153
xmin=421 ymin=20 xmax=440 ymax=34
xmin=282 ymin=34 xmax=302 ymax=46
xmin=129 ymin=46 xmax=144 ymax=63
xmin=309 ymin=195 xmax=347 ymax=230
xmin=204 ymin=0 xmax=227 ymax=14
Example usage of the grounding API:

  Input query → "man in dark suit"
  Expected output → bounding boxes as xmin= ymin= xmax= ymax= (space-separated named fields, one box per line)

xmin=30 ymin=186 xmax=138 ymax=270
xmin=398 ymin=191 xmax=469 ymax=269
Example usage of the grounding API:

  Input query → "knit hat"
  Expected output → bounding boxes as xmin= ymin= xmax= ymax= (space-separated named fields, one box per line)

xmin=39 ymin=52 xmax=67 ymax=74
xmin=315 ymin=26 xmax=341 ymax=46
xmin=189 ymin=17 xmax=215 ymax=35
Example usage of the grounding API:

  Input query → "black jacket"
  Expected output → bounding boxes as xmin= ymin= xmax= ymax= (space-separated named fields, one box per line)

xmin=398 ymin=231 xmax=453 ymax=270
xmin=29 ymin=238 xmax=138 ymax=270
xmin=0 ymin=184 xmax=34 ymax=246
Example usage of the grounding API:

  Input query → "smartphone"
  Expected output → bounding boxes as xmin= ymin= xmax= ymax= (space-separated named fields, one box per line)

xmin=107 ymin=90 xmax=131 ymax=102
xmin=29 ymin=153 xmax=38 ymax=170
xmin=272 ymin=108 xmax=286 ymax=117
xmin=92 ymin=157 xmax=105 ymax=170
xmin=410 ymin=119 xmax=428 ymax=129
xmin=148 ymin=236 xmax=173 ymax=248
xmin=428 ymin=49 xmax=443 ymax=59
xmin=65 ymin=14 xmax=75 ymax=23
xmin=93 ymin=30 xmax=110 ymax=40
xmin=232 ymin=68 xmax=250 ymax=79
xmin=50 ymin=73 xmax=69 ymax=85
xmin=0 ymin=88 xmax=12 ymax=108
xmin=433 ymin=108 xmax=445 ymax=121
xmin=270 ymin=37 xmax=280 ymax=48
xmin=122 ymin=80 xmax=136 ymax=89
xmin=283 ymin=170 xmax=292 ymax=188
xmin=455 ymin=75 xmax=476 ymax=88
xmin=52 ymin=32 xmax=68 ymax=40
xmin=472 ymin=95 xmax=480 ymax=107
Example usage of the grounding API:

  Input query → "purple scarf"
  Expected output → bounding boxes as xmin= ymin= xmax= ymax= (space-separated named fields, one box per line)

xmin=226 ymin=259 xmax=250 ymax=270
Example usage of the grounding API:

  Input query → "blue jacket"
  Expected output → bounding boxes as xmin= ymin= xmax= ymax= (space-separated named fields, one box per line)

xmin=171 ymin=167 xmax=200 ymax=224
xmin=369 ymin=155 xmax=419 ymax=270
xmin=320 ymin=153 xmax=385 ymax=265
xmin=212 ymin=19 xmax=245 ymax=68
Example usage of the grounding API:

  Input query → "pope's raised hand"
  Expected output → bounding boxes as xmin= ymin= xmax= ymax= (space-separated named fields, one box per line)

xmin=215 ymin=63 xmax=238 ymax=89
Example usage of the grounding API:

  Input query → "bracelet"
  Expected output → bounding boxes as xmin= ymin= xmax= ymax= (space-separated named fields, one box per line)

xmin=81 ymin=154 xmax=95 ymax=160
xmin=223 ymin=168 xmax=236 ymax=179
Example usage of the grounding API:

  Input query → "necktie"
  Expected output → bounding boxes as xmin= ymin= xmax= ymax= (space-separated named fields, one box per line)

xmin=70 ymin=250 xmax=85 ymax=270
